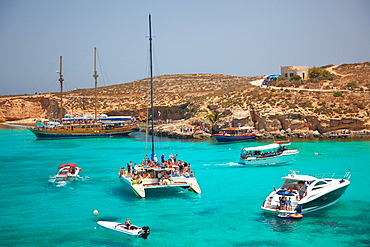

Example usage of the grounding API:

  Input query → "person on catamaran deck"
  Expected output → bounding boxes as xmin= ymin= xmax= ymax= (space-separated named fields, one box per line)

xmin=127 ymin=161 xmax=133 ymax=174
xmin=161 ymin=154 xmax=165 ymax=163
xmin=118 ymin=167 xmax=125 ymax=178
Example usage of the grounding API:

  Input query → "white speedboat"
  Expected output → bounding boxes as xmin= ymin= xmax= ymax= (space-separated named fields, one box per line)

xmin=55 ymin=163 xmax=82 ymax=181
xmin=239 ymin=141 xmax=299 ymax=166
xmin=97 ymin=221 xmax=150 ymax=239
xmin=261 ymin=170 xmax=351 ymax=214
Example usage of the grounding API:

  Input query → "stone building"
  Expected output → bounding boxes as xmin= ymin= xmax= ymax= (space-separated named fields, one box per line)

xmin=280 ymin=65 xmax=309 ymax=80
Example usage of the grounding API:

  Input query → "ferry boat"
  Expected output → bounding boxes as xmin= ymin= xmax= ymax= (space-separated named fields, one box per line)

xmin=55 ymin=163 xmax=82 ymax=181
xmin=212 ymin=127 xmax=257 ymax=142
xmin=261 ymin=170 xmax=351 ymax=214
xmin=28 ymin=49 xmax=136 ymax=139
xmin=238 ymin=141 xmax=299 ymax=166
xmin=118 ymin=14 xmax=201 ymax=198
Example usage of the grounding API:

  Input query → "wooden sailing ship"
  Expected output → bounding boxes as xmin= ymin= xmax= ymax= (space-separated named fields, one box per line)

xmin=29 ymin=49 xmax=136 ymax=139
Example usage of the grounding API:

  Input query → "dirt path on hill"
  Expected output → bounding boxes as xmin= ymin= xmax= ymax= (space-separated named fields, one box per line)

xmin=248 ymin=78 xmax=346 ymax=92
xmin=326 ymin=65 xmax=355 ymax=77
xmin=326 ymin=65 xmax=342 ymax=76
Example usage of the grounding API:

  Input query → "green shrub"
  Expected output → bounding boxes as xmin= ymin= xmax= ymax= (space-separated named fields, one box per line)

xmin=309 ymin=67 xmax=335 ymax=81
xmin=346 ymin=82 xmax=357 ymax=88
xmin=290 ymin=75 xmax=302 ymax=81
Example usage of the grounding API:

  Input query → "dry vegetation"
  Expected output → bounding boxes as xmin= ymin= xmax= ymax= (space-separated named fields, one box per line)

xmin=6 ymin=63 xmax=367 ymax=122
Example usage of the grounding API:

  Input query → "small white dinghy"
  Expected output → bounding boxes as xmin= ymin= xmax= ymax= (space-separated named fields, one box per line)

xmin=97 ymin=221 xmax=150 ymax=239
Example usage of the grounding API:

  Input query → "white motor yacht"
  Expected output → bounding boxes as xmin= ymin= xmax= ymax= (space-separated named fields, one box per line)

xmin=261 ymin=170 xmax=351 ymax=214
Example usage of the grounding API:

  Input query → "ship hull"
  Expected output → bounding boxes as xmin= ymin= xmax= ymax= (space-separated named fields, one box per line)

xmin=29 ymin=128 xmax=133 ymax=139
xmin=212 ymin=134 xmax=256 ymax=142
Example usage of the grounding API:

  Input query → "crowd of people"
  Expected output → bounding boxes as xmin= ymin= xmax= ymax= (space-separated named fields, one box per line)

xmin=118 ymin=153 xmax=194 ymax=185
xmin=241 ymin=146 xmax=286 ymax=159
xmin=274 ymin=181 xmax=309 ymax=212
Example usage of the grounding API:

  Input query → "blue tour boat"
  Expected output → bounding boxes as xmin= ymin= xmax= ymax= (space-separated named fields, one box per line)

xmin=212 ymin=127 xmax=257 ymax=142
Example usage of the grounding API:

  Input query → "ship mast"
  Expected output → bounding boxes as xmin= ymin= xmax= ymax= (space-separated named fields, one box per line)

xmin=149 ymin=14 xmax=155 ymax=159
xmin=58 ymin=56 xmax=64 ymax=121
xmin=93 ymin=47 xmax=99 ymax=121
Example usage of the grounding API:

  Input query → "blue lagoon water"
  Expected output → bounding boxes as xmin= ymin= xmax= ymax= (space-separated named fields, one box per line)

xmin=0 ymin=125 xmax=369 ymax=247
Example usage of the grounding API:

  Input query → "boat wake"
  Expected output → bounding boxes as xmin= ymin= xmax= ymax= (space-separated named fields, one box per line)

xmin=215 ymin=162 xmax=241 ymax=166
xmin=55 ymin=181 xmax=68 ymax=187
xmin=48 ymin=175 xmax=89 ymax=187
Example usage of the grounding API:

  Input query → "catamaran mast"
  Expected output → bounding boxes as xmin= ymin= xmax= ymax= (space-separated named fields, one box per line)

xmin=149 ymin=14 xmax=155 ymax=159
xmin=58 ymin=56 xmax=64 ymax=121
xmin=93 ymin=47 xmax=99 ymax=121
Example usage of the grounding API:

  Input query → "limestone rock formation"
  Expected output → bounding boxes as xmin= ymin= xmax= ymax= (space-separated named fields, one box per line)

xmin=0 ymin=95 xmax=58 ymax=122
xmin=154 ymin=120 xmax=211 ymax=139
xmin=1 ymin=65 xmax=369 ymax=139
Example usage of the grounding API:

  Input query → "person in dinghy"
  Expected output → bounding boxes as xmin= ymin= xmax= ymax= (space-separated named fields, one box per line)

xmin=118 ymin=218 xmax=145 ymax=231
xmin=124 ymin=219 xmax=132 ymax=230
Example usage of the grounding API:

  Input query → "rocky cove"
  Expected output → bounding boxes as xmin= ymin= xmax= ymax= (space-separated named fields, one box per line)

xmin=1 ymin=63 xmax=369 ymax=139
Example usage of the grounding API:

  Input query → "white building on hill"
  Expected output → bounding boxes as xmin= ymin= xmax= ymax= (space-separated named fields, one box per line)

xmin=280 ymin=65 xmax=309 ymax=80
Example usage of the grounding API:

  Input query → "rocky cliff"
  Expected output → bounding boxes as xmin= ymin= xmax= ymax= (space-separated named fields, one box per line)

xmin=1 ymin=63 xmax=369 ymax=138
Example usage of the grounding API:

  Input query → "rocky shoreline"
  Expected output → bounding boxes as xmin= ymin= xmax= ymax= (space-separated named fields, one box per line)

xmin=2 ymin=118 xmax=370 ymax=140
xmin=151 ymin=120 xmax=370 ymax=140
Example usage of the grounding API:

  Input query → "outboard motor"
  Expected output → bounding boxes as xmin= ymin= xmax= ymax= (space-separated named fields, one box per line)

xmin=140 ymin=226 xmax=150 ymax=239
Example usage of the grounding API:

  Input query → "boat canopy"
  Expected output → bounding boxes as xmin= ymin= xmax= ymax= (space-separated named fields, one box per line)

xmin=241 ymin=143 xmax=280 ymax=152
xmin=222 ymin=126 xmax=254 ymax=130
xmin=58 ymin=163 xmax=77 ymax=168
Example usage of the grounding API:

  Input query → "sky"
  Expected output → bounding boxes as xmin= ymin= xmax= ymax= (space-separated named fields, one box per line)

xmin=1 ymin=0 xmax=369 ymax=96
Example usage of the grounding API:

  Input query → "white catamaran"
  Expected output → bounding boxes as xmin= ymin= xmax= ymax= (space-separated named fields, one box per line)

xmin=118 ymin=14 xmax=201 ymax=198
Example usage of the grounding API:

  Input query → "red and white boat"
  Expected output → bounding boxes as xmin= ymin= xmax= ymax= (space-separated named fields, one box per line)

xmin=55 ymin=163 xmax=82 ymax=181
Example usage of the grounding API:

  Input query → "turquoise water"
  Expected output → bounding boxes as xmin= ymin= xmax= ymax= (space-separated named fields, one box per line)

xmin=0 ymin=125 xmax=369 ymax=247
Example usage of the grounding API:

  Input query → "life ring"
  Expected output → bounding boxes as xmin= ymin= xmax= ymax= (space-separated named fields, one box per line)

xmin=277 ymin=214 xmax=291 ymax=218
xmin=163 ymin=180 xmax=168 ymax=185
xmin=289 ymin=214 xmax=303 ymax=219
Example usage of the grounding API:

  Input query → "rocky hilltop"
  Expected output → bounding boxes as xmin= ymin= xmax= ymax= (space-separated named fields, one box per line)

xmin=1 ymin=63 xmax=369 ymax=139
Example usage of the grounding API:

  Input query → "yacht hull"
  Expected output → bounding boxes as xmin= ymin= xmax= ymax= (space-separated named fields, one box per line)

xmin=299 ymin=184 xmax=350 ymax=213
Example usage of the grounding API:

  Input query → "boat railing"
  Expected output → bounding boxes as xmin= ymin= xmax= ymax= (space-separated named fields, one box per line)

xmin=344 ymin=171 xmax=351 ymax=180
xmin=312 ymin=173 xmax=336 ymax=179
